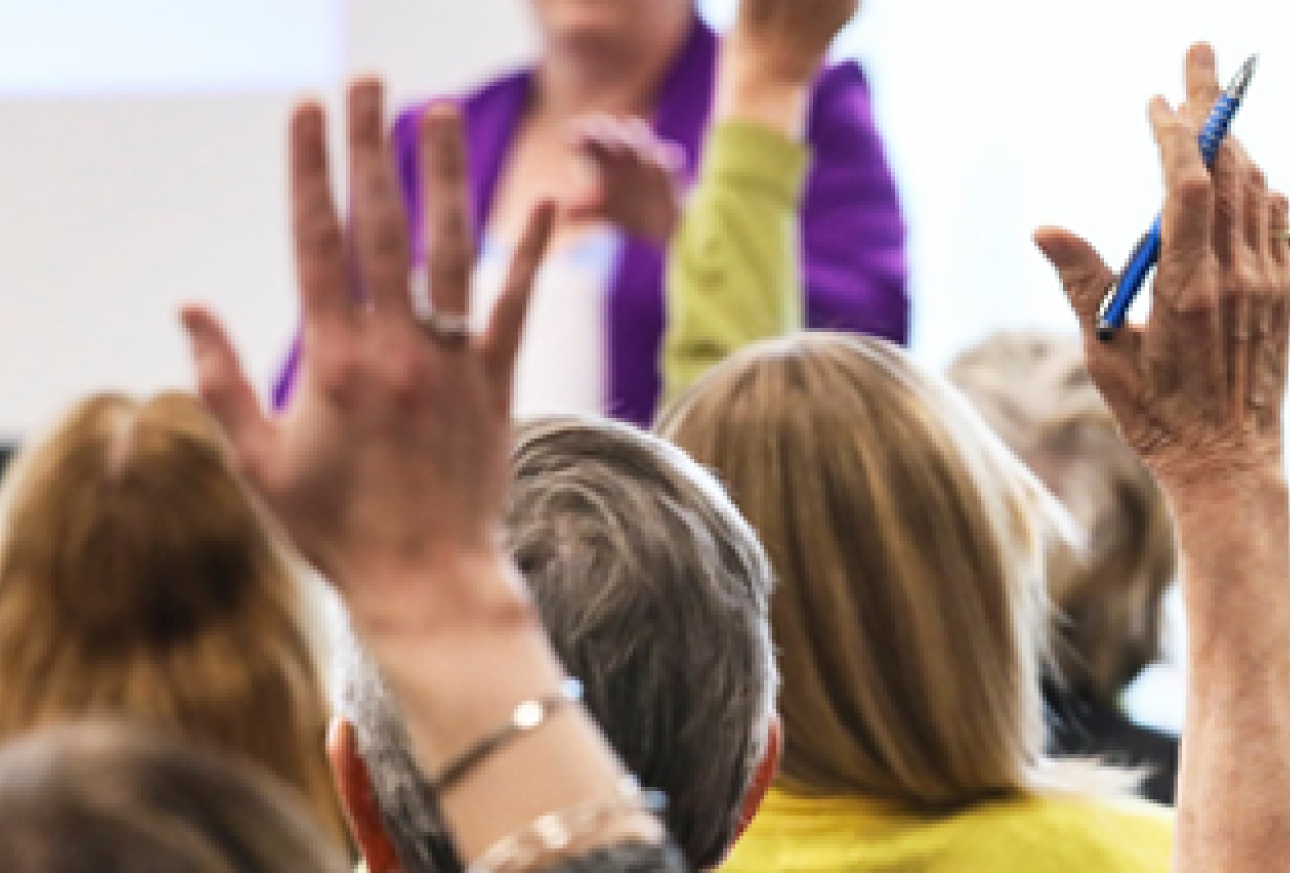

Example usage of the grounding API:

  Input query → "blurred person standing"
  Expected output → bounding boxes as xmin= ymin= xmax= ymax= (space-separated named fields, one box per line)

xmin=950 ymin=332 xmax=1180 ymax=805
xmin=275 ymin=0 xmax=908 ymax=426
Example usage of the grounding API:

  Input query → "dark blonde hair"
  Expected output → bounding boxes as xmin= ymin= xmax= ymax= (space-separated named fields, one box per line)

xmin=0 ymin=722 xmax=348 ymax=873
xmin=659 ymin=333 xmax=1105 ymax=808
xmin=0 ymin=393 xmax=345 ymax=845
xmin=949 ymin=332 xmax=1177 ymax=699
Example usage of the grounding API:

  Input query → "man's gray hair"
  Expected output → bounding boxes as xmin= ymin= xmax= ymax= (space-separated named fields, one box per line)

xmin=335 ymin=415 xmax=778 ymax=871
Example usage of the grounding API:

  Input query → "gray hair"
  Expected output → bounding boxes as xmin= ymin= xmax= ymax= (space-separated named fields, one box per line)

xmin=335 ymin=415 xmax=777 ymax=871
xmin=948 ymin=332 xmax=1177 ymax=698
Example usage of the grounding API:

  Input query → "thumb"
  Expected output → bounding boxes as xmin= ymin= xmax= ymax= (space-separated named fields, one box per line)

xmin=180 ymin=305 xmax=274 ymax=475
xmin=1034 ymin=226 xmax=1115 ymax=334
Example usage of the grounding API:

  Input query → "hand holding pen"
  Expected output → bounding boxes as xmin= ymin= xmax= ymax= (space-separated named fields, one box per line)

xmin=1096 ymin=50 xmax=1258 ymax=340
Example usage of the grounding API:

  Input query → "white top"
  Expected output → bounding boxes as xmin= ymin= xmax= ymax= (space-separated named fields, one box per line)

xmin=471 ymin=230 xmax=622 ymax=418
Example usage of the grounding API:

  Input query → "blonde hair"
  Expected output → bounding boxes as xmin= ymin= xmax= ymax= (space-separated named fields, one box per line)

xmin=0 ymin=393 xmax=346 ymax=845
xmin=949 ymin=332 xmax=1177 ymax=699
xmin=659 ymin=333 xmax=1108 ymax=807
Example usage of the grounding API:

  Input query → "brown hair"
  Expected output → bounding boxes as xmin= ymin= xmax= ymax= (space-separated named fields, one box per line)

xmin=948 ymin=332 xmax=1177 ymax=698
xmin=0 ymin=721 xmax=348 ymax=873
xmin=0 ymin=393 xmax=346 ymax=845
xmin=659 ymin=333 xmax=1109 ymax=808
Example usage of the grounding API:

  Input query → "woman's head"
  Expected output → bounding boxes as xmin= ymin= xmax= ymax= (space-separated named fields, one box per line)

xmin=949 ymin=332 xmax=1177 ymax=698
xmin=0 ymin=392 xmax=344 ymax=843
xmin=0 ymin=722 xmax=347 ymax=873
xmin=658 ymin=333 xmax=1063 ymax=807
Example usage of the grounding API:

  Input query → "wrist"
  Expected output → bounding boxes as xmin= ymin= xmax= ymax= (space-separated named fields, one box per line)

xmin=1164 ymin=463 xmax=1288 ymax=532
xmin=374 ymin=607 xmax=572 ymax=769
xmin=717 ymin=38 xmax=814 ymax=138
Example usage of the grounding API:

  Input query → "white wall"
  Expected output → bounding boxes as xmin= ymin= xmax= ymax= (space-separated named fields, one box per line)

xmin=0 ymin=0 xmax=534 ymax=441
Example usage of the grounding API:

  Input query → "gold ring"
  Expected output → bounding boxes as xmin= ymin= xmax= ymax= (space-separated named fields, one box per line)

xmin=1272 ymin=229 xmax=1290 ymax=242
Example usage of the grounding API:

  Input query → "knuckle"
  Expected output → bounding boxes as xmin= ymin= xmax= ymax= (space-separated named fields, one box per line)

xmin=1234 ymin=259 xmax=1261 ymax=290
xmin=322 ymin=349 xmax=366 ymax=402
xmin=1249 ymin=166 xmax=1269 ymax=193
xmin=297 ymin=206 xmax=344 ymax=258
xmin=369 ymin=217 xmax=408 ymax=260
xmin=1175 ymin=172 xmax=1214 ymax=209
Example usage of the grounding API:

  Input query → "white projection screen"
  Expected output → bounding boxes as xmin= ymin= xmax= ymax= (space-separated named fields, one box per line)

xmin=0 ymin=0 xmax=344 ymax=97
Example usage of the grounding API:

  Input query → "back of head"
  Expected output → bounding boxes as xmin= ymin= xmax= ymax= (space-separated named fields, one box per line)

xmin=949 ymin=332 xmax=1177 ymax=698
xmin=0 ymin=722 xmax=347 ymax=873
xmin=0 ymin=393 xmax=345 ymax=842
xmin=659 ymin=333 xmax=1061 ymax=808
xmin=337 ymin=415 xmax=777 ymax=870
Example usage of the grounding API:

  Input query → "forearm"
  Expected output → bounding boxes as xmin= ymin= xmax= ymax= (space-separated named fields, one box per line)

xmin=662 ymin=32 xmax=814 ymax=402
xmin=356 ymin=555 xmax=664 ymax=865
xmin=663 ymin=122 xmax=807 ymax=401
xmin=1170 ymin=470 xmax=1290 ymax=873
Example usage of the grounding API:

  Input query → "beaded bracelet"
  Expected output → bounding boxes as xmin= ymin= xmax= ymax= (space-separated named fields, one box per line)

xmin=468 ymin=777 xmax=668 ymax=873
xmin=430 ymin=678 xmax=584 ymax=794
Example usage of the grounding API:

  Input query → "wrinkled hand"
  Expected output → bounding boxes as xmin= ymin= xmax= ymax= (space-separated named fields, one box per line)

xmin=180 ymin=81 xmax=555 ymax=629
xmin=1036 ymin=44 xmax=1290 ymax=491
xmin=565 ymin=115 xmax=684 ymax=243
xmin=733 ymin=0 xmax=860 ymax=83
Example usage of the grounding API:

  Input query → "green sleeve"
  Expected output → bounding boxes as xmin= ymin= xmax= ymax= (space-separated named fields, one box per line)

xmin=661 ymin=120 xmax=809 ymax=404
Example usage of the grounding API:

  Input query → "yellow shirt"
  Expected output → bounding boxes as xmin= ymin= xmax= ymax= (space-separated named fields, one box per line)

xmin=723 ymin=787 xmax=1173 ymax=872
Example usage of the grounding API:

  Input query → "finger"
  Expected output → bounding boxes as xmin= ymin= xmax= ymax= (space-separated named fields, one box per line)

xmin=290 ymin=102 xmax=352 ymax=330
xmin=1269 ymin=193 xmax=1290 ymax=274
xmin=562 ymin=189 xmax=607 ymax=222
xmin=181 ymin=306 xmax=276 ymax=478
xmin=481 ymin=201 xmax=558 ymax=411
xmin=658 ymin=141 xmax=686 ymax=174
xmin=1034 ymin=227 xmax=1142 ymax=408
xmin=1150 ymin=97 xmax=1214 ymax=273
xmin=1245 ymin=162 xmax=1270 ymax=265
xmin=1034 ymin=226 xmax=1116 ymax=333
xmin=347 ymin=78 xmax=413 ymax=321
xmin=623 ymin=117 xmax=657 ymax=157
xmin=1209 ymin=141 xmax=1243 ymax=268
xmin=1183 ymin=42 xmax=1221 ymax=126
xmin=421 ymin=105 xmax=475 ymax=318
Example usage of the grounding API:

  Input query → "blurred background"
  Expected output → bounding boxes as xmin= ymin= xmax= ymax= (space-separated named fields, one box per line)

xmin=2 ymin=0 xmax=1286 ymax=730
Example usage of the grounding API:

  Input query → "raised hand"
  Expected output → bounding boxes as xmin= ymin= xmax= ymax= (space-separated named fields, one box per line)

xmin=181 ymin=81 xmax=556 ymax=632
xmin=733 ymin=0 xmax=860 ymax=83
xmin=565 ymin=115 xmax=685 ymax=244
xmin=1035 ymin=43 xmax=1290 ymax=492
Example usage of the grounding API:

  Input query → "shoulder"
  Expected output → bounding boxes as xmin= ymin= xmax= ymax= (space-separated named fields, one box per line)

xmin=803 ymin=59 xmax=897 ymax=195
xmin=806 ymin=60 xmax=876 ymax=142
xmin=953 ymin=794 xmax=1174 ymax=871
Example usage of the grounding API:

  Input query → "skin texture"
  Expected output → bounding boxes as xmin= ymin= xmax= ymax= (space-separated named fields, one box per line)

xmin=181 ymin=85 xmax=661 ymax=864
xmin=1036 ymin=43 xmax=1290 ymax=873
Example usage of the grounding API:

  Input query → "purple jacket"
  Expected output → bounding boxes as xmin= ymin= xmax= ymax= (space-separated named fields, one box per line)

xmin=276 ymin=16 xmax=907 ymax=426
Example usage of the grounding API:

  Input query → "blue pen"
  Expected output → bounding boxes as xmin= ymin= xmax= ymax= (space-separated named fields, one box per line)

xmin=1097 ymin=55 xmax=1258 ymax=341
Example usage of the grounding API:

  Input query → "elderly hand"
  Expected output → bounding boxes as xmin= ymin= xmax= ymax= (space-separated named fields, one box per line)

xmin=1036 ymin=43 xmax=1290 ymax=494
xmin=565 ymin=115 xmax=685 ymax=243
xmin=180 ymin=81 xmax=556 ymax=633
xmin=733 ymin=0 xmax=860 ymax=84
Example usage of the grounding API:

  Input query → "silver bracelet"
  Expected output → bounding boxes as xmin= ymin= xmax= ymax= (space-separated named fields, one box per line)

xmin=430 ymin=678 xmax=584 ymax=794
xmin=468 ymin=777 xmax=668 ymax=873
